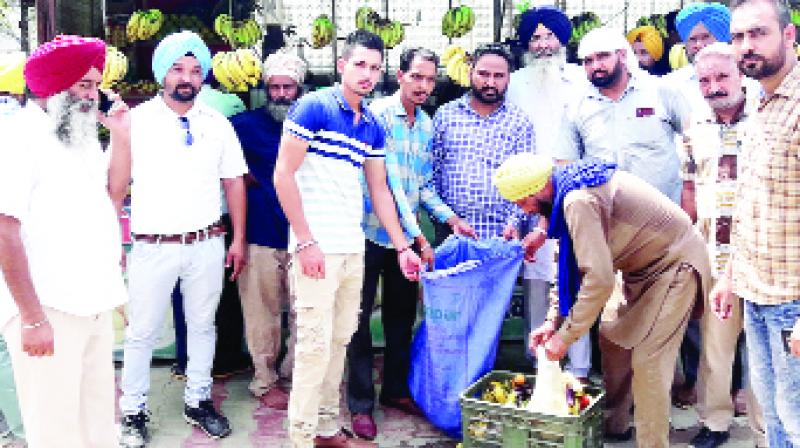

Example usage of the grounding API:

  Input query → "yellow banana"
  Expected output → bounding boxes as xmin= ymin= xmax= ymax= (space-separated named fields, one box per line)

xmin=235 ymin=49 xmax=261 ymax=86
xmin=446 ymin=53 xmax=466 ymax=80
xmin=126 ymin=12 xmax=142 ymax=42
xmin=441 ymin=45 xmax=465 ymax=66
xmin=212 ymin=52 xmax=237 ymax=92
xmin=457 ymin=61 xmax=470 ymax=87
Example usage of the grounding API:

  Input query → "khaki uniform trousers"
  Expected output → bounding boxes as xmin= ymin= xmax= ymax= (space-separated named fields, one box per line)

xmin=601 ymin=264 xmax=697 ymax=448
xmin=237 ymin=245 xmax=295 ymax=396
xmin=3 ymin=308 xmax=117 ymax=448
xmin=287 ymin=253 xmax=364 ymax=448
xmin=696 ymin=290 xmax=765 ymax=440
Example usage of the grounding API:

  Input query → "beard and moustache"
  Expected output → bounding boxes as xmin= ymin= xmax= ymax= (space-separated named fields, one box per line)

xmin=523 ymin=46 xmax=567 ymax=84
xmin=589 ymin=59 xmax=624 ymax=89
xmin=170 ymin=82 xmax=199 ymax=102
xmin=266 ymin=97 xmax=293 ymax=122
xmin=46 ymin=90 xmax=98 ymax=149
xmin=738 ymin=43 xmax=786 ymax=80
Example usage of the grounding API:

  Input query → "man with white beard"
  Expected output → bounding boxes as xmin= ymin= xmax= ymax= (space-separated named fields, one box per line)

xmin=0 ymin=35 xmax=131 ymax=447
xmin=505 ymin=5 xmax=592 ymax=381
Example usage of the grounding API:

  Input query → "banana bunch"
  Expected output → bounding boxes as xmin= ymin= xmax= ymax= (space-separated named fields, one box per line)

xmin=443 ymin=44 xmax=470 ymax=87
xmin=355 ymin=6 xmax=380 ymax=30
xmin=636 ymin=14 xmax=668 ymax=38
xmin=212 ymin=49 xmax=262 ymax=93
xmin=214 ymin=15 xmax=262 ymax=49
xmin=669 ymin=43 xmax=689 ymax=70
xmin=126 ymin=9 xmax=164 ymax=42
xmin=791 ymin=8 xmax=800 ymax=26
xmin=568 ymin=12 xmax=602 ymax=46
xmin=310 ymin=15 xmax=335 ymax=49
xmin=354 ymin=7 xmax=404 ymax=49
xmin=101 ymin=46 xmax=128 ymax=89
xmin=441 ymin=5 xmax=476 ymax=39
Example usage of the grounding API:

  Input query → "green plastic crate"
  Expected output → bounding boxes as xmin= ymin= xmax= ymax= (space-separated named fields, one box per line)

xmin=460 ymin=370 xmax=604 ymax=448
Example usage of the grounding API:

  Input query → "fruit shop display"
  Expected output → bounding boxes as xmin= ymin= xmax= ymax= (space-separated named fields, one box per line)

xmin=212 ymin=49 xmax=262 ymax=93
xmin=441 ymin=5 xmax=476 ymax=39
xmin=476 ymin=373 xmax=597 ymax=416
xmin=568 ymin=12 xmax=602 ymax=46
xmin=355 ymin=6 xmax=405 ymax=49
xmin=126 ymin=9 xmax=164 ymax=42
xmin=213 ymin=14 xmax=263 ymax=49
xmin=310 ymin=14 xmax=336 ymax=49
xmin=442 ymin=44 xmax=470 ymax=87
xmin=101 ymin=45 xmax=128 ymax=89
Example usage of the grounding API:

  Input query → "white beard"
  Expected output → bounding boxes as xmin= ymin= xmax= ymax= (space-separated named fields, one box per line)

xmin=523 ymin=47 xmax=567 ymax=86
xmin=46 ymin=91 xmax=99 ymax=150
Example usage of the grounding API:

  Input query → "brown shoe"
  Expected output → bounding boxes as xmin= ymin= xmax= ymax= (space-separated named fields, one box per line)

xmin=380 ymin=397 xmax=424 ymax=416
xmin=259 ymin=386 xmax=289 ymax=410
xmin=350 ymin=413 xmax=377 ymax=440
xmin=314 ymin=429 xmax=377 ymax=447
xmin=672 ymin=385 xmax=696 ymax=409
xmin=733 ymin=389 xmax=748 ymax=416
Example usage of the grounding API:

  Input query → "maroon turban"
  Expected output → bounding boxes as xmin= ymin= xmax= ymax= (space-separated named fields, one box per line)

xmin=24 ymin=35 xmax=106 ymax=98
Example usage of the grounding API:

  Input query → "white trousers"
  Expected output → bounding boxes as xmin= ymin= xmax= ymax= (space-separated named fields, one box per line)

xmin=120 ymin=237 xmax=225 ymax=413
xmin=4 ymin=308 xmax=117 ymax=448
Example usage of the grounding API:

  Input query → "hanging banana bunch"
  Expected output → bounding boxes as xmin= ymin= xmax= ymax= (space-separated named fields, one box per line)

xmin=212 ymin=49 xmax=263 ymax=93
xmin=101 ymin=45 xmax=128 ymax=89
xmin=441 ymin=5 xmax=476 ymax=39
xmin=310 ymin=15 xmax=336 ymax=49
xmin=442 ymin=44 xmax=470 ymax=87
xmin=126 ymin=9 xmax=164 ymax=42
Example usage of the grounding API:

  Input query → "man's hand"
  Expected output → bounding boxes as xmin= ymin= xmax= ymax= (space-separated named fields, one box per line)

xmin=791 ymin=334 xmax=800 ymax=358
xmin=447 ymin=216 xmax=477 ymax=239
xmin=543 ymin=332 xmax=568 ymax=361
xmin=397 ymin=249 xmax=423 ymax=282
xmin=528 ymin=320 xmax=556 ymax=352
xmin=21 ymin=318 xmax=54 ymax=357
xmin=225 ymin=239 xmax=247 ymax=281
xmin=502 ymin=223 xmax=519 ymax=240
xmin=415 ymin=236 xmax=434 ymax=270
xmin=298 ymin=244 xmax=326 ymax=279
xmin=709 ymin=276 xmax=735 ymax=320
xmin=521 ymin=229 xmax=547 ymax=262
xmin=96 ymin=90 xmax=130 ymax=133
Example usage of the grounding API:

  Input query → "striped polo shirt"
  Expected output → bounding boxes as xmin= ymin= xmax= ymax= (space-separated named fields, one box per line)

xmin=283 ymin=86 xmax=386 ymax=254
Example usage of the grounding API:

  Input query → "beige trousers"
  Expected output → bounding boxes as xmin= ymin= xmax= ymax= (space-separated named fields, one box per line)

xmin=237 ymin=245 xmax=295 ymax=396
xmin=601 ymin=264 xmax=697 ymax=448
xmin=287 ymin=253 xmax=364 ymax=448
xmin=3 ymin=307 xmax=116 ymax=448
xmin=696 ymin=292 xmax=765 ymax=438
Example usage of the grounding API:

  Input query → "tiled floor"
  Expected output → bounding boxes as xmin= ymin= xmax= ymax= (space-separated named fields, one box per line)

xmin=124 ymin=348 xmax=759 ymax=447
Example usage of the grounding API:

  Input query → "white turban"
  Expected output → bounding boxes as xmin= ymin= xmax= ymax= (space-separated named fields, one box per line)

xmin=578 ymin=27 xmax=641 ymax=74
xmin=262 ymin=51 xmax=307 ymax=84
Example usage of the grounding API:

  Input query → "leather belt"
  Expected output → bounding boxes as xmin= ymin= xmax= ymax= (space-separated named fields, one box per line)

xmin=132 ymin=221 xmax=226 ymax=245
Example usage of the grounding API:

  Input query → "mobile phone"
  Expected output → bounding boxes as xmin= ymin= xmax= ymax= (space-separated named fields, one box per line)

xmin=782 ymin=329 xmax=794 ymax=353
xmin=98 ymin=90 xmax=114 ymax=114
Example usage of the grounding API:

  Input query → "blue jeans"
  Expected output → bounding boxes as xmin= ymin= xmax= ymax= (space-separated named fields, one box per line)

xmin=744 ymin=299 xmax=800 ymax=447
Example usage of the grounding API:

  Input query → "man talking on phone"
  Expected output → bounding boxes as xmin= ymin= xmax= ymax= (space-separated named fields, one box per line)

xmin=0 ymin=36 xmax=131 ymax=447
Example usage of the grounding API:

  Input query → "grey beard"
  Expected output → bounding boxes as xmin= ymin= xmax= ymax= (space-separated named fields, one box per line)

xmin=46 ymin=91 xmax=98 ymax=149
xmin=266 ymin=102 xmax=290 ymax=122
xmin=523 ymin=47 xmax=567 ymax=82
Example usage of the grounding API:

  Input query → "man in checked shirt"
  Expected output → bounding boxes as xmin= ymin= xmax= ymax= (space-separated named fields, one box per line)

xmin=714 ymin=1 xmax=800 ymax=445
xmin=430 ymin=43 xmax=535 ymax=243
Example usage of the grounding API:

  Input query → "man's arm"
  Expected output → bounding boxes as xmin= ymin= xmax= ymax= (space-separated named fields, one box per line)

xmin=273 ymin=134 xmax=325 ymax=278
xmin=0 ymin=215 xmax=53 ymax=357
xmin=364 ymin=159 xmax=422 ymax=280
xmin=97 ymin=94 xmax=132 ymax=213
xmin=554 ymin=194 xmax=615 ymax=347
xmin=681 ymin=181 xmax=697 ymax=223
xmin=222 ymin=176 xmax=246 ymax=280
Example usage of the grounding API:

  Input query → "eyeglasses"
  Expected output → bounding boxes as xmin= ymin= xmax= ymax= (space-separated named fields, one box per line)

xmin=178 ymin=116 xmax=194 ymax=146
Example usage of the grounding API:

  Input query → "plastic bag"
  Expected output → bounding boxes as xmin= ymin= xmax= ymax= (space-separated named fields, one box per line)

xmin=408 ymin=235 xmax=523 ymax=438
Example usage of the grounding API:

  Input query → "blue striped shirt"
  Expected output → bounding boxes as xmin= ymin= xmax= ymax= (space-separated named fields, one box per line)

xmin=430 ymin=94 xmax=536 ymax=239
xmin=362 ymin=93 xmax=456 ymax=248
xmin=283 ymin=86 xmax=385 ymax=254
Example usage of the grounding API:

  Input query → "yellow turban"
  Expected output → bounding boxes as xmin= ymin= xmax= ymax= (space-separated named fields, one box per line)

xmin=626 ymin=26 xmax=664 ymax=62
xmin=493 ymin=153 xmax=554 ymax=202
xmin=0 ymin=52 xmax=26 ymax=95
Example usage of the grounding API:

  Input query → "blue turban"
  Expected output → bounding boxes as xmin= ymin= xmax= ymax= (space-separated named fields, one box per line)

xmin=152 ymin=31 xmax=211 ymax=85
xmin=676 ymin=2 xmax=731 ymax=43
xmin=518 ymin=6 xmax=572 ymax=46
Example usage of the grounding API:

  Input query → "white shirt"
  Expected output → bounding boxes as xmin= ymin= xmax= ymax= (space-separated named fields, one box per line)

xmin=129 ymin=96 xmax=247 ymax=234
xmin=0 ymin=103 xmax=128 ymax=329
xmin=506 ymin=63 xmax=586 ymax=281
